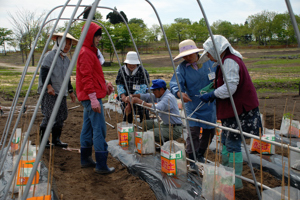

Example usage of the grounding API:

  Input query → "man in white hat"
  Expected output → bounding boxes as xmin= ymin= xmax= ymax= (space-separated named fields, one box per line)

xmin=38 ymin=32 xmax=78 ymax=148
xmin=115 ymin=51 xmax=150 ymax=123
xmin=169 ymin=39 xmax=216 ymax=169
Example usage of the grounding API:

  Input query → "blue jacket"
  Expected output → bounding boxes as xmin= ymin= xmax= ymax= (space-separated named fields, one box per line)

xmin=169 ymin=60 xmax=216 ymax=128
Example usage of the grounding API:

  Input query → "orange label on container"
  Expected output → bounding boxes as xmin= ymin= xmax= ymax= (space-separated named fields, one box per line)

xmin=251 ymin=139 xmax=272 ymax=154
xmin=17 ymin=160 xmax=40 ymax=186
xmin=161 ymin=156 xmax=176 ymax=175
xmin=118 ymin=131 xmax=129 ymax=146
xmin=289 ymin=126 xmax=300 ymax=138
xmin=135 ymin=133 xmax=142 ymax=154
xmin=26 ymin=195 xmax=51 ymax=200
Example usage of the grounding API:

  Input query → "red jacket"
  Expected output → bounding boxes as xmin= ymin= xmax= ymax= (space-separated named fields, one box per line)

xmin=76 ymin=22 xmax=107 ymax=101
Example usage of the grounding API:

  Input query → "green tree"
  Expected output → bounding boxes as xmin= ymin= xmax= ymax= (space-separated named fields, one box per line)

xmin=128 ymin=18 xmax=146 ymax=29
xmin=211 ymin=20 xmax=235 ymax=42
xmin=272 ymin=12 xmax=300 ymax=45
xmin=247 ymin=10 xmax=276 ymax=45
xmin=0 ymin=28 xmax=13 ymax=55
xmin=174 ymin=18 xmax=191 ymax=25
xmin=188 ymin=18 xmax=209 ymax=43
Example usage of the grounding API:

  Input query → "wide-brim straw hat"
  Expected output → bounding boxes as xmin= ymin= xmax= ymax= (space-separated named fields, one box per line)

xmin=173 ymin=39 xmax=203 ymax=62
xmin=51 ymin=32 xmax=78 ymax=45
xmin=124 ymin=51 xmax=140 ymax=65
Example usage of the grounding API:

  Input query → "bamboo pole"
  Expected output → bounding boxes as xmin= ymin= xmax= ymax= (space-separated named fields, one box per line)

xmin=158 ymin=120 xmax=162 ymax=148
xmin=288 ymin=101 xmax=296 ymax=145
xmin=288 ymin=145 xmax=290 ymax=200
xmin=205 ymin=135 xmax=211 ymax=164
xmin=273 ymin=107 xmax=276 ymax=135
xmin=263 ymin=98 xmax=266 ymax=135
xmin=47 ymin=135 xmax=52 ymax=195
xmin=281 ymin=162 xmax=286 ymax=199
xmin=259 ymin=128 xmax=263 ymax=195
xmin=50 ymin=147 xmax=55 ymax=196
xmin=218 ymin=133 xmax=222 ymax=167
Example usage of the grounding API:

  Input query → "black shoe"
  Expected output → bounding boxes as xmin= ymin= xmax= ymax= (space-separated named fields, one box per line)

xmin=197 ymin=148 xmax=206 ymax=163
xmin=52 ymin=127 xmax=68 ymax=148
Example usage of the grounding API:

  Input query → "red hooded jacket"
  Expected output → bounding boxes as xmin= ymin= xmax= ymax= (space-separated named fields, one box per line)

xmin=76 ymin=22 xmax=107 ymax=101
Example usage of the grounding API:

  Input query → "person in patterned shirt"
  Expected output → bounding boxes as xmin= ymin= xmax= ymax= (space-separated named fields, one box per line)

xmin=115 ymin=51 xmax=150 ymax=123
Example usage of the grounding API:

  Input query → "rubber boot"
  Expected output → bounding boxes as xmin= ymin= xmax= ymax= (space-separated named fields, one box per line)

xmin=39 ymin=127 xmax=50 ymax=148
xmin=197 ymin=148 xmax=206 ymax=163
xmin=52 ymin=127 xmax=68 ymax=148
xmin=94 ymin=151 xmax=115 ymax=174
xmin=229 ymin=152 xmax=243 ymax=191
xmin=81 ymin=147 xmax=96 ymax=168
xmin=221 ymin=145 xmax=229 ymax=166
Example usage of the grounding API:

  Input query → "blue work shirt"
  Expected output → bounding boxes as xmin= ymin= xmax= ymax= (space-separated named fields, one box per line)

xmin=169 ymin=60 xmax=216 ymax=128
xmin=140 ymin=89 xmax=182 ymax=125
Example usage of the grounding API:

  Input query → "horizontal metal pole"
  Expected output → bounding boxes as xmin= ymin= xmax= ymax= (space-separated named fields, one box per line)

xmin=108 ymin=102 xmax=300 ymax=154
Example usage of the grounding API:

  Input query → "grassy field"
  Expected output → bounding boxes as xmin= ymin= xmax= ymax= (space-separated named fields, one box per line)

xmin=0 ymin=48 xmax=299 ymax=99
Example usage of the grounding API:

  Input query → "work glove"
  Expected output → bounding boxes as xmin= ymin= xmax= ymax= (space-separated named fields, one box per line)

xmin=199 ymin=91 xmax=216 ymax=103
xmin=88 ymin=92 xmax=101 ymax=113
xmin=106 ymin=82 xmax=114 ymax=95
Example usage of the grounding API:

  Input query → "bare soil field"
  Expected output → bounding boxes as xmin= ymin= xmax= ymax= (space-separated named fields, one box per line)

xmin=0 ymin=48 xmax=300 ymax=199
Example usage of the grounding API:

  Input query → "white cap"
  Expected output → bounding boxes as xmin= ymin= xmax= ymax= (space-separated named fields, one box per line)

xmin=124 ymin=51 xmax=140 ymax=65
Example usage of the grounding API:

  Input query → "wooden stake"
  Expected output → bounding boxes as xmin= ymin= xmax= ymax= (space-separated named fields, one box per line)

xmin=205 ymin=135 xmax=211 ymax=164
xmin=47 ymin=135 xmax=52 ymax=195
xmin=263 ymin=98 xmax=266 ymax=135
xmin=281 ymin=162 xmax=286 ymax=200
xmin=288 ymin=101 xmax=296 ymax=145
xmin=158 ymin=120 xmax=162 ymax=147
xmin=288 ymin=145 xmax=290 ymax=200
xmin=218 ymin=133 xmax=222 ymax=167
xmin=259 ymin=128 xmax=263 ymax=194
xmin=50 ymin=147 xmax=55 ymax=195
xmin=273 ymin=107 xmax=276 ymax=135
xmin=61 ymin=194 xmax=64 ymax=200
xmin=233 ymin=151 xmax=235 ymax=172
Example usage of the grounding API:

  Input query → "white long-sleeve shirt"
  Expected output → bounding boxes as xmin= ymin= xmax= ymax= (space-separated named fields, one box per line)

xmin=214 ymin=58 xmax=240 ymax=99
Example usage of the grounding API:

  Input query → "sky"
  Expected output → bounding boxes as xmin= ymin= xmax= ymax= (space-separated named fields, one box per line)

xmin=1 ymin=0 xmax=300 ymax=50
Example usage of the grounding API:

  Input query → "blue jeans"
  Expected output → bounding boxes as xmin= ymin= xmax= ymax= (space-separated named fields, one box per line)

xmin=80 ymin=99 xmax=107 ymax=151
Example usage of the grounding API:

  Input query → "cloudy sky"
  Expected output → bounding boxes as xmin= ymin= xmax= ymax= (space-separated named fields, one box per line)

xmin=1 ymin=0 xmax=299 ymax=36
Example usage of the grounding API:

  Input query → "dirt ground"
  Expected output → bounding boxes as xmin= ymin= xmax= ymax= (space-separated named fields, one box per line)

xmin=0 ymin=48 xmax=299 ymax=199
xmin=0 ymin=93 xmax=299 ymax=200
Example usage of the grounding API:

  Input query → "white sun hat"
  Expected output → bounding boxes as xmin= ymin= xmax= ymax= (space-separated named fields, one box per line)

xmin=173 ymin=39 xmax=203 ymax=62
xmin=51 ymin=32 xmax=78 ymax=45
xmin=124 ymin=51 xmax=140 ymax=65
xmin=199 ymin=35 xmax=242 ymax=63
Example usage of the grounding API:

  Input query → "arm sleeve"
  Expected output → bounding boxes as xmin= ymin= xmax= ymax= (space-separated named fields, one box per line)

xmin=140 ymin=93 xmax=157 ymax=103
xmin=77 ymin=53 xmax=96 ymax=95
xmin=68 ymin=78 xmax=73 ymax=93
xmin=214 ymin=59 xmax=239 ymax=99
xmin=134 ymin=84 xmax=147 ymax=94
xmin=117 ymin=84 xmax=126 ymax=95
xmin=169 ymin=66 xmax=186 ymax=98
xmin=40 ymin=67 xmax=52 ymax=85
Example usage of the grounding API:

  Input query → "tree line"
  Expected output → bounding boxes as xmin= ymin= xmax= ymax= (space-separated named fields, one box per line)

xmin=0 ymin=8 xmax=299 ymax=65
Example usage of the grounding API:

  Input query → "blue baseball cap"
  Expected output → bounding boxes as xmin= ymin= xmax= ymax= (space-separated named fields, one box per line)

xmin=150 ymin=79 xmax=166 ymax=90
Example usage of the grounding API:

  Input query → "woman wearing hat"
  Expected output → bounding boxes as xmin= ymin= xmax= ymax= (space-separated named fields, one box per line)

xmin=169 ymin=39 xmax=216 ymax=169
xmin=38 ymin=32 xmax=77 ymax=148
xmin=199 ymin=35 xmax=263 ymax=190
xmin=115 ymin=51 xmax=150 ymax=123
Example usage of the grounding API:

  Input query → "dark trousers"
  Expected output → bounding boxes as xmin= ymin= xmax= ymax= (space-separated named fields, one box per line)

xmin=186 ymin=127 xmax=215 ymax=154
